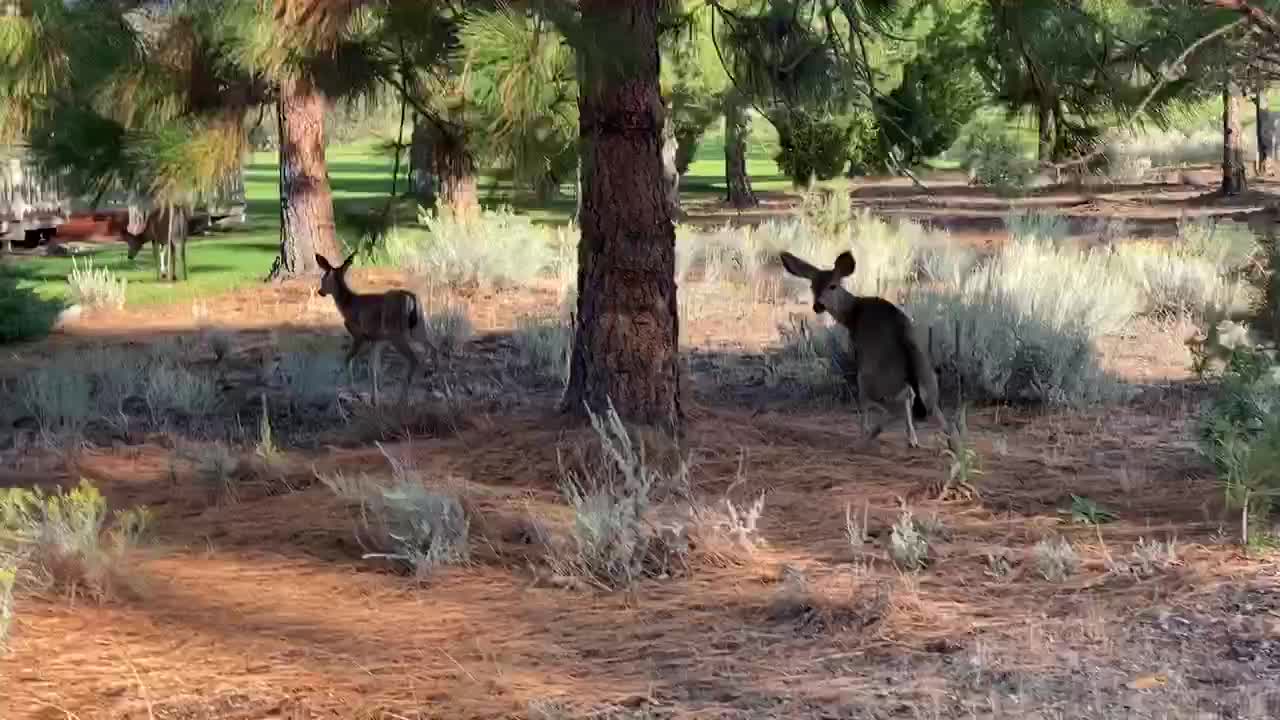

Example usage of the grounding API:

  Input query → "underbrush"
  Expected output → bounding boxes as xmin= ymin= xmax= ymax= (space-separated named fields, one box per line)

xmin=905 ymin=232 xmax=1135 ymax=404
xmin=382 ymin=205 xmax=561 ymax=290
xmin=539 ymin=400 xmax=766 ymax=590
xmin=9 ymin=347 xmax=222 ymax=444
xmin=319 ymin=443 xmax=470 ymax=579
xmin=66 ymin=258 xmax=127 ymax=310
xmin=1196 ymin=337 xmax=1280 ymax=546
xmin=0 ymin=479 xmax=151 ymax=603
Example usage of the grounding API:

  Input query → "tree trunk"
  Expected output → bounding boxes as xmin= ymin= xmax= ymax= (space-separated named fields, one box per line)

xmin=273 ymin=72 xmax=341 ymax=278
xmin=409 ymin=115 xmax=437 ymax=207
xmin=1037 ymin=101 xmax=1056 ymax=164
xmin=724 ymin=91 xmax=758 ymax=208
xmin=434 ymin=139 xmax=478 ymax=214
xmin=1224 ymin=79 xmax=1247 ymax=196
xmin=562 ymin=1 xmax=680 ymax=427
xmin=1255 ymin=91 xmax=1270 ymax=177
xmin=662 ymin=99 xmax=681 ymax=219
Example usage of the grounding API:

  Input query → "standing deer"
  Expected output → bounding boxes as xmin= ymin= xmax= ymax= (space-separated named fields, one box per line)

xmin=316 ymin=252 xmax=437 ymax=406
xmin=780 ymin=250 xmax=951 ymax=449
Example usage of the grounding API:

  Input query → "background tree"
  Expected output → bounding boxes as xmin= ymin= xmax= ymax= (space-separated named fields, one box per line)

xmin=2 ymin=1 xmax=261 ymax=282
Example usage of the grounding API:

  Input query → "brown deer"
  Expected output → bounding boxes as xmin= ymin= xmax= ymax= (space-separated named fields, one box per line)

xmin=780 ymin=249 xmax=951 ymax=449
xmin=316 ymin=252 xmax=438 ymax=406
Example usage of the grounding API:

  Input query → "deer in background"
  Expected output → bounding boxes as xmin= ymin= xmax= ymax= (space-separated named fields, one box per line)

xmin=780 ymin=249 xmax=952 ymax=450
xmin=316 ymin=252 xmax=438 ymax=407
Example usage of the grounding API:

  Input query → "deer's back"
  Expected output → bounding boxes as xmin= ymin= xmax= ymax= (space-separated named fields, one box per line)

xmin=342 ymin=290 xmax=420 ymax=340
xmin=842 ymin=297 xmax=920 ymax=400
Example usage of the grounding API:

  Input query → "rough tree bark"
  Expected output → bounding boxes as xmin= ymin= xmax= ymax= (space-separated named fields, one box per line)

xmin=408 ymin=115 xmax=437 ymax=207
xmin=562 ymin=0 xmax=680 ymax=427
xmin=434 ymin=139 xmax=478 ymax=213
xmin=272 ymin=72 xmax=341 ymax=278
xmin=1224 ymin=79 xmax=1248 ymax=196
xmin=723 ymin=91 xmax=758 ymax=208
xmin=1037 ymin=102 xmax=1057 ymax=164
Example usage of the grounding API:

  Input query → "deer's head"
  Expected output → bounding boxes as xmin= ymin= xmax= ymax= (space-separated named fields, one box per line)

xmin=779 ymin=250 xmax=857 ymax=316
xmin=315 ymin=252 xmax=357 ymax=297
xmin=124 ymin=230 xmax=146 ymax=260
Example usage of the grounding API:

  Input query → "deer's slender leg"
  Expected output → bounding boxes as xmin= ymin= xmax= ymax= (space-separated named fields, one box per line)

xmin=344 ymin=336 xmax=366 ymax=388
xmin=903 ymin=388 xmax=920 ymax=449
xmin=391 ymin=337 xmax=419 ymax=406
xmin=370 ymin=341 xmax=385 ymax=406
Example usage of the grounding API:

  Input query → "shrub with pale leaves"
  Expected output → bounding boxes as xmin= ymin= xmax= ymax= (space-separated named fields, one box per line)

xmin=67 ymin=258 xmax=127 ymax=310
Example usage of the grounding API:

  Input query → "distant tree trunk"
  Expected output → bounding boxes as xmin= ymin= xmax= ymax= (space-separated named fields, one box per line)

xmin=434 ymin=138 xmax=478 ymax=214
xmin=724 ymin=92 xmax=758 ymax=208
xmin=674 ymin=128 xmax=700 ymax=176
xmin=662 ymin=99 xmax=681 ymax=219
xmin=1224 ymin=79 xmax=1248 ymax=196
xmin=1037 ymin=101 xmax=1056 ymax=164
xmin=563 ymin=0 xmax=680 ymax=427
xmin=408 ymin=115 xmax=437 ymax=207
xmin=534 ymin=171 xmax=560 ymax=203
xmin=273 ymin=73 xmax=342 ymax=278
xmin=1254 ymin=90 xmax=1271 ymax=177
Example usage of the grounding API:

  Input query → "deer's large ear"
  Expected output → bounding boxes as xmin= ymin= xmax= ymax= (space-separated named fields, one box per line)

xmin=780 ymin=252 xmax=820 ymax=280
xmin=833 ymin=251 xmax=856 ymax=278
xmin=315 ymin=254 xmax=333 ymax=271
xmin=341 ymin=252 xmax=358 ymax=269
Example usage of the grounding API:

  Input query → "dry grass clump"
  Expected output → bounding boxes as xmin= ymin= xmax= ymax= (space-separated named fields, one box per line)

xmin=0 ymin=563 xmax=14 ymax=649
xmin=383 ymin=205 xmax=557 ymax=290
xmin=175 ymin=441 xmax=246 ymax=506
xmin=1032 ymin=537 xmax=1079 ymax=582
xmin=511 ymin=315 xmax=570 ymax=386
xmin=319 ymin=443 xmax=470 ymax=579
xmin=0 ymin=479 xmax=150 ymax=603
xmin=538 ymin=400 xmax=766 ymax=590
xmin=66 ymin=257 xmax=127 ymax=310
xmin=889 ymin=509 xmax=929 ymax=571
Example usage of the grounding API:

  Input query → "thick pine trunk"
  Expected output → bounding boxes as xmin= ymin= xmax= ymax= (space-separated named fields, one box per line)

xmin=724 ymin=92 xmax=758 ymax=208
xmin=409 ymin=115 xmax=437 ymax=207
xmin=274 ymin=73 xmax=341 ymax=278
xmin=1224 ymin=80 xmax=1247 ymax=196
xmin=434 ymin=140 xmax=478 ymax=214
xmin=1037 ymin=102 xmax=1056 ymax=164
xmin=562 ymin=1 xmax=680 ymax=427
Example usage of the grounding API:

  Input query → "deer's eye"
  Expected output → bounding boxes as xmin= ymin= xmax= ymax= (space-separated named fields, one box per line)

xmin=828 ymin=284 xmax=837 ymax=290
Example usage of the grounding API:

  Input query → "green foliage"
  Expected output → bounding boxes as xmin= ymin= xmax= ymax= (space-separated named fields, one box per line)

xmin=1198 ymin=339 xmax=1280 ymax=538
xmin=772 ymin=109 xmax=852 ymax=185
xmin=875 ymin=38 xmax=984 ymax=167
xmin=844 ymin=109 xmax=881 ymax=175
xmin=1064 ymin=495 xmax=1118 ymax=526
xmin=0 ymin=265 xmax=62 ymax=345
xmin=951 ymin=116 xmax=1035 ymax=194
xmin=463 ymin=8 xmax=578 ymax=192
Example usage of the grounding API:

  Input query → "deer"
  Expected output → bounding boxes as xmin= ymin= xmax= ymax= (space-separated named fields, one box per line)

xmin=315 ymin=252 xmax=438 ymax=407
xmin=780 ymin=249 xmax=952 ymax=450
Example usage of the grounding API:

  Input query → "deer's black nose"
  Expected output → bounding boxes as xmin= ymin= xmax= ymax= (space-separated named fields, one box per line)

xmin=813 ymin=301 xmax=825 ymax=314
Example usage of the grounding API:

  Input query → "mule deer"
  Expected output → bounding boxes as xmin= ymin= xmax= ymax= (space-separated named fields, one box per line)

xmin=780 ymin=250 xmax=950 ymax=449
xmin=316 ymin=252 xmax=438 ymax=406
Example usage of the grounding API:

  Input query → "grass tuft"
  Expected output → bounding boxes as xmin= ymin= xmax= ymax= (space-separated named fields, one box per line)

xmin=67 ymin=257 xmax=127 ymax=310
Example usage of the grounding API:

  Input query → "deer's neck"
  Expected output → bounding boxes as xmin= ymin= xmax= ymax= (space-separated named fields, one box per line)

xmin=822 ymin=287 xmax=858 ymax=325
xmin=332 ymin=274 xmax=359 ymax=313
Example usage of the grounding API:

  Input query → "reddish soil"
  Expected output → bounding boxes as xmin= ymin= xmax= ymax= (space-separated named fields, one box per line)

xmin=2 ymin=175 xmax=1279 ymax=719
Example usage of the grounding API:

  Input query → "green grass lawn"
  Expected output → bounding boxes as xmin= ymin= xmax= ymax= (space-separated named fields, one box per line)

xmin=1 ymin=120 xmax=787 ymax=324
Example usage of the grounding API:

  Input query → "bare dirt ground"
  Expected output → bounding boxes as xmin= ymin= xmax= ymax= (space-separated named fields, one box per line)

xmin=3 ymin=173 xmax=1280 ymax=719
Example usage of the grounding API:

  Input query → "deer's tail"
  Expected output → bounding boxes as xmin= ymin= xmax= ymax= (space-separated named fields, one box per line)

xmin=900 ymin=327 xmax=935 ymax=421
